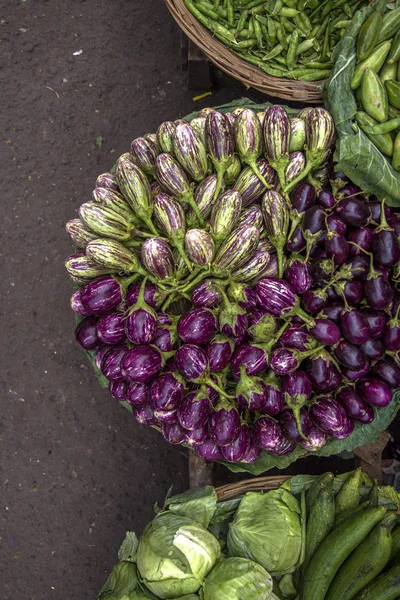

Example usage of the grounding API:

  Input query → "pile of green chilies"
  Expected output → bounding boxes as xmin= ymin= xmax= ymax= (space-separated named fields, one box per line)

xmin=184 ymin=0 xmax=369 ymax=81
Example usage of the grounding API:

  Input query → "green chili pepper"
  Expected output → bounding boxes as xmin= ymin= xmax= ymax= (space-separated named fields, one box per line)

xmin=253 ymin=15 xmax=264 ymax=46
xmin=236 ymin=8 xmax=249 ymax=31
xmin=226 ymin=0 xmax=235 ymax=24
xmin=286 ymin=28 xmax=299 ymax=69
xmin=263 ymin=42 xmax=284 ymax=59
xmin=321 ymin=22 xmax=331 ymax=62
xmin=267 ymin=15 xmax=277 ymax=45
xmin=276 ymin=20 xmax=289 ymax=49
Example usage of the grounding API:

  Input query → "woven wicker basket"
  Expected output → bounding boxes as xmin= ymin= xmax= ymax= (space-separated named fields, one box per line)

xmin=216 ymin=475 xmax=290 ymax=501
xmin=165 ymin=0 xmax=324 ymax=103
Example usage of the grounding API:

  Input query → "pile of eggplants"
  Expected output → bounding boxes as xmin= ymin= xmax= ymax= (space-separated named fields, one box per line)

xmin=65 ymin=100 xmax=400 ymax=469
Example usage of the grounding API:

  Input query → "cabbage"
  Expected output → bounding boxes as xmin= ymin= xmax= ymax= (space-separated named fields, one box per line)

xmin=98 ymin=561 xmax=156 ymax=599
xmin=136 ymin=513 xmax=220 ymax=599
xmin=227 ymin=489 xmax=302 ymax=576
xmin=200 ymin=557 xmax=273 ymax=599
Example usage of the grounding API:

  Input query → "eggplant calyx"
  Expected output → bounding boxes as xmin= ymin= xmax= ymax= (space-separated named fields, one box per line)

xmin=375 ymin=198 xmax=393 ymax=233
xmin=283 ymin=392 xmax=310 ymax=442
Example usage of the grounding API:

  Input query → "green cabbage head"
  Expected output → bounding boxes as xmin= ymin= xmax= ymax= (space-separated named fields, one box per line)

xmin=98 ymin=561 xmax=156 ymax=599
xmin=136 ymin=513 xmax=220 ymax=599
xmin=227 ymin=489 xmax=302 ymax=576
xmin=200 ymin=557 xmax=273 ymax=600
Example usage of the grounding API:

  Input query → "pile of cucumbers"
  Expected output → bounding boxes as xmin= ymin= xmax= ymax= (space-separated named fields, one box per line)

xmin=352 ymin=5 xmax=400 ymax=171
xmin=299 ymin=468 xmax=400 ymax=600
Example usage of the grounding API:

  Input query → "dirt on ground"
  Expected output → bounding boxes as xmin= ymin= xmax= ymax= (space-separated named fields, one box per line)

xmin=0 ymin=1 xmax=367 ymax=598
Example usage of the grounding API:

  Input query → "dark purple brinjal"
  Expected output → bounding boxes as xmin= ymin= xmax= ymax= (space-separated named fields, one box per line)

xmin=95 ymin=346 xmax=110 ymax=371
xmin=252 ymin=416 xmax=284 ymax=451
xmin=126 ymin=281 xmax=162 ymax=308
xmin=231 ymin=344 xmax=269 ymax=380
xmin=177 ymin=389 xmax=211 ymax=430
xmin=309 ymin=318 xmax=341 ymax=346
xmin=286 ymin=226 xmax=306 ymax=253
xmin=290 ymin=182 xmax=316 ymax=213
xmin=256 ymin=277 xmax=295 ymax=316
xmin=322 ymin=302 xmax=345 ymax=322
xmin=281 ymin=370 xmax=313 ymax=439
xmin=152 ymin=325 xmax=178 ymax=352
xmin=154 ymin=408 xmax=178 ymax=424
xmin=175 ymin=344 xmax=209 ymax=382
xmin=97 ymin=312 xmax=126 ymax=344
xmin=336 ymin=387 xmax=371 ymax=421
xmin=185 ymin=425 xmax=209 ymax=447
xmin=360 ymin=338 xmax=385 ymax=361
xmin=280 ymin=325 xmax=316 ymax=351
xmin=337 ymin=183 xmax=360 ymax=197
xmin=177 ymin=308 xmax=216 ymax=345
xmin=342 ymin=362 xmax=370 ymax=382
xmin=80 ymin=275 xmax=123 ymax=315
xmin=248 ymin=310 xmax=277 ymax=343
xmin=300 ymin=426 xmax=327 ymax=451
xmin=358 ymin=406 xmax=375 ymax=424
xmin=206 ymin=335 xmax=234 ymax=372
xmin=192 ymin=279 xmax=222 ymax=308
xmin=371 ymin=358 xmax=400 ymax=387
xmin=268 ymin=437 xmax=296 ymax=456
xmin=325 ymin=232 xmax=350 ymax=265
xmin=75 ymin=316 xmax=103 ymax=351
xmin=285 ymin=258 xmax=312 ymax=294
xmin=282 ymin=370 xmax=312 ymax=399
xmin=388 ymin=213 xmax=400 ymax=236
xmin=196 ymin=439 xmax=222 ymax=461
xmin=279 ymin=408 xmax=312 ymax=442
xmin=101 ymin=343 xmax=128 ymax=381
xmin=218 ymin=293 xmax=249 ymax=339
xmin=241 ymin=440 xmax=261 ymax=463
xmin=330 ymin=417 xmax=355 ymax=439
xmin=317 ymin=189 xmax=335 ymax=209
xmin=348 ymin=227 xmax=374 ymax=256
xmin=327 ymin=214 xmax=347 ymax=236
xmin=263 ymin=370 xmax=285 ymax=416
xmin=302 ymin=205 xmax=326 ymax=255
xmin=150 ymin=372 xmax=185 ymax=410
xmin=307 ymin=351 xmax=337 ymax=392
xmin=327 ymin=287 xmax=340 ymax=302
xmin=162 ymin=422 xmax=186 ymax=445
xmin=356 ymin=378 xmax=393 ymax=407
xmin=208 ymin=401 xmax=241 ymax=447
xmin=126 ymin=381 xmax=149 ymax=407
xmin=342 ymin=280 xmax=364 ymax=305
xmin=340 ymin=308 xmax=371 ymax=345
xmin=334 ymin=339 xmax=368 ymax=371
xmin=220 ymin=423 xmax=251 ymax=462
xmin=364 ymin=270 xmax=393 ymax=310
xmin=124 ymin=285 xmax=157 ymax=345
xmin=236 ymin=365 xmax=268 ymax=411
xmin=70 ymin=288 xmax=91 ymax=316
xmin=360 ymin=308 xmax=388 ymax=338
xmin=269 ymin=348 xmax=301 ymax=375
xmin=301 ymin=289 xmax=327 ymax=315
xmin=372 ymin=200 xmax=400 ymax=268
xmin=134 ymin=404 xmax=157 ymax=426
xmin=121 ymin=345 xmax=163 ymax=383
xmin=310 ymin=397 xmax=348 ymax=435
xmin=335 ymin=197 xmax=371 ymax=227
xmin=369 ymin=200 xmax=391 ymax=222
xmin=346 ymin=255 xmax=370 ymax=280
xmin=157 ymin=312 xmax=173 ymax=326
xmin=109 ymin=380 xmax=127 ymax=401
xmin=383 ymin=307 xmax=400 ymax=351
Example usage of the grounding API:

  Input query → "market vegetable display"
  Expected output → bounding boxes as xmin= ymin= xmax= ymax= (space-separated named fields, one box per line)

xmin=182 ymin=0 xmax=370 ymax=81
xmin=65 ymin=99 xmax=400 ymax=474
xmin=98 ymin=469 xmax=400 ymax=600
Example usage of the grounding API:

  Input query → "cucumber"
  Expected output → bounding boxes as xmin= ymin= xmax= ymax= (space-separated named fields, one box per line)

xmin=302 ymin=478 xmax=335 ymax=576
xmin=325 ymin=513 xmax=396 ymax=600
xmin=335 ymin=500 xmax=369 ymax=526
xmin=305 ymin=472 xmax=334 ymax=518
xmin=301 ymin=506 xmax=386 ymax=600
xmin=389 ymin=526 xmax=400 ymax=562
xmin=354 ymin=558 xmax=400 ymax=600
xmin=335 ymin=467 xmax=363 ymax=516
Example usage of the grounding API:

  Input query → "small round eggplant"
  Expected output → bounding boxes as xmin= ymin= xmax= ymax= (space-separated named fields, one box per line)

xmin=309 ymin=318 xmax=341 ymax=346
xmin=348 ymin=227 xmax=374 ymax=256
xmin=101 ymin=343 xmax=128 ymax=382
xmin=322 ymin=302 xmax=345 ymax=322
xmin=280 ymin=325 xmax=316 ymax=351
xmin=364 ymin=275 xmax=393 ymax=310
xmin=340 ymin=309 xmax=371 ymax=345
xmin=310 ymin=397 xmax=347 ymax=435
xmin=300 ymin=426 xmax=327 ymax=451
xmin=154 ymin=408 xmax=178 ymax=424
xmin=126 ymin=282 xmax=161 ymax=308
xmin=334 ymin=339 xmax=368 ymax=371
xmin=208 ymin=404 xmax=240 ymax=447
xmin=231 ymin=344 xmax=269 ymax=380
xmin=360 ymin=309 xmax=387 ymax=338
xmin=317 ymin=189 xmax=335 ymax=209
xmin=285 ymin=259 xmax=312 ymax=295
xmin=97 ymin=311 xmax=126 ymax=345
xmin=177 ymin=391 xmax=211 ymax=430
xmin=126 ymin=382 xmax=149 ymax=407
xmin=175 ymin=344 xmax=208 ymax=382
xmin=206 ymin=335 xmax=234 ymax=372
xmin=80 ymin=276 xmax=122 ymax=315
xmin=279 ymin=408 xmax=312 ymax=442
xmin=121 ymin=345 xmax=163 ymax=383
xmin=134 ymin=404 xmax=157 ymax=426
xmin=109 ymin=380 xmax=127 ymax=401
xmin=177 ymin=308 xmax=216 ymax=345
xmin=75 ymin=316 xmax=103 ymax=350
xmin=192 ymin=279 xmax=222 ymax=308
xmin=356 ymin=378 xmax=392 ymax=407
xmin=196 ymin=439 xmax=222 ymax=461
xmin=220 ymin=423 xmax=251 ymax=462
xmin=336 ymin=198 xmax=371 ymax=227
xmin=371 ymin=358 xmax=400 ymax=388
xmin=336 ymin=387 xmax=371 ymax=421
xmin=269 ymin=348 xmax=299 ymax=375
xmin=360 ymin=338 xmax=385 ymax=361
xmin=150 ymin=373 xmax=185 ymax=410
xmin=162 ymin=422 xmax=186 ymax=445
xmin=185 ymin=425 xmax=209 ymax=447
xmin=252 ymin=416 xmax=284 ymax=450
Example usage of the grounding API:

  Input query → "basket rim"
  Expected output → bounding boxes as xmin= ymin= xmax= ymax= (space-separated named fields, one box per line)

xmin=215 ymin=475 xmax=290 ymax=501
xmin=165 ymin=0 xmax=324 ymax=103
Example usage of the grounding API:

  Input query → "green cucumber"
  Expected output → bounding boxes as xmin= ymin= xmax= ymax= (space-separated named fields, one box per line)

xmin=302 ymin=478 xmax=335 ymax=576
xmin=386 ymin=80 xmax=400 ymax=110
xmin=378 ymin=7 xmax=400 ymax=44
xmin=354 ymin=557 xmax=400 ymax=600
xmin=390 ymin=526 xmax=400 ymax=562
xmin=325 ymin=513 xmax=396 ymax=600
xmin=393 ymin=131 xmax=400 ymax=171
xmin=380 ymin=61 xmax=398 ymax=85
xmin=306 ymin=472 xmax=334 ymax=518
xmin=301 ymin=506 xmax=386 ymax=600
xmin=361 ymin=68 xmax=389 ymax=123
xmin=357 ymin=11 xmax=381 ymax=62
xmin=351 ymin=40 xmax=392 ymax=90
xmin=335 ymin=467 xmax=363 ymax=516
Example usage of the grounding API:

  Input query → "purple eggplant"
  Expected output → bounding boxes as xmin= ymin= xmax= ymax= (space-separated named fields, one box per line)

xmin=371 ymin=358 xmax=400 ymax=387
xmin=150 ymin=372 xmax=185 ymax=410
xmin=124 ymin=279 xmax=157 ymax=345
xmin=360 ymin=309 xmax=388 ymax=338
xmin=300 ymin=426 xmax=327 ymax=451
xmin=307 ymin=352 xmax=337 ymax=392
xmin=173 ymin=121 xmax=208 ymax=182
xmin=336 ymin=387 xmax=371 ymax=421
xmin=152 ymin=323 xmax=178 ymax=352
xmin=290 ymin=182 xmax=316 ymax=213
xmin=236 ymin=286 xmax=258 ymax=312
xmin=208 ymin=401 xmax=240 ymax=447
xmin=231 ymin=344 xmax=269 ymax=380
xmin=336 ymin=198 xmax=371 ymax=227
xmin=256 ymin=277 xmax=296 ymax=316
xmin=364 ymin=274 xmax=393 ymax=310
xmin=356 ymin=378 xmax=393 ymax=407
xmin=263 ymin=105 xmax=290 ymax=187
xmin=268 ymin=437 xmax=296 ymax=456
xmin=280 ymin=325 xmax=316 ymax=351
xmin=279 ymin=408 xmax=312 ymax=442
xmin=177 ymin=308 xmax=216 ymax=345
xmin=162 ymin=422 xmax=186 ymax=445
xmin=358 ymin=406 xmax=375 ymax=424
xmin=184 ymin=229 xmax=215 ymax=266
xmin=141 ymin=237 xmax=175 ymax=280
xmin=285 ymin=259 xmax=312 ymax=294
xmin=157 ymin=312 xmax=173 ymax=326
xmin=121 ymin=345 xmax=163 ymax=383
xmin=75 ymin=316 xmax=103 ymax=351
xmin=341 ymin=280 xmax=364 ymax=305
xmin=262 ymin=371 xmax=285 ymax=416
xmin=206 ymin=335 xmax=234 ymax=372
xmin=109 ymin=380 xmax=127 ymax=401
xmin=360 ymin=338 xmax=385 ymax=361
xmin=95 ymin=172 xmax=119 ymax=191
xmin=269 ymin=348 xmax=300 ymax=375
xmin=303 ymin=206 xmax=326 ymax=245
xmin=234 ymin=109 xmax=269 ymax=188
xmin=236 ymin=364 xmax=268 ymax=411
xmin=369 ymin=200 xmax=391 ymax=222
xmin=97 ymin=311 xmax=125 ymax=344
xmin=95 ymin=346 xmax=110 ymax=371
xmin=154 ymin=408 xmax=178 ymax=424
xmin=327 ymin=214 xmax=347 ymax=236
xmin=192 ymin=279 xmax=222 ymax=308
xmin=342 ymin=362 xmax=370 ymax=382
xmin=126 ymin=281 xmax=162 ymax=308
xmin=177 ymin=390 xmax=211 ymax=430
xmin=233 ymin=158 xmax=276 ymax=207
xmin=372 ymin=226 xmax=400 ymax=269
xmin=309 ymin=318 xmax=341 ymax=346
xmin=196 ymin=439 xmax=222 ymax=461
xmin=101 ymin=343 xmax=128 ymax=381
xmin=80 ymin=276 xmax=122 ymax=315
xmin=310 ymin=397 xmax=347 ymax=435
xmin=185 ymin=425 xmax=209 ymax=447
xmin=383 ymin=311 xmax=400 ymax=351
xmin=187 ymin=175 xmax=224 ymax=227
xmin=220 ymin=423 xmax=251 ymax=462
xmin=388 ymin=213 xmax=400 ymax=236
xmin=282 ymin=371 xmax=312 ymax=400
xmin=218 ymin=291 xmax=249 ymax=338
xmin=334 ymin=339 xmax=368 ymax=370
xmin=317 ymin=189 xmax=335 ymax=209
xmin=340 ymin=308 xmax=371 ymax=345
xmin=327 ymin=287 xmax=340 ymax=302
xmin=126 ymin=382 xmax=149 ymax=407
xmin=346 ymin=255 xmax=370 ymax=280
xmin=130 ymin=136 xmax=157 ymax=176
xmin=252 ymin=416 xmax=284 ymax=451
xmin=237 ymin=206 xmax=264 ymax=230
xmin=241 ymin=440 xmax=261 ymax=463
xmin=348 ymin=227 xmax=374 ymax=256
xmin=301 ymin=289 xmax=327 ymax=315
xmin=214 ymin=224 xmax=260 ymax=274
xmin=175 ymin=344 xmax=208 ymax=382
xmin=205 ymin=111 xmax=235 ymax=200
xmin=330 ymin=417 xmax=355 ymax=439
xmin=70 ymin=288 xmax=91 ymax=316
xmin=286 ymin=226 xmax=306 ymax=253
xmin=325 ymin=233 xmax=350 ymax=265
xmin=134 ymin=403 xmax=157 ymax=426
xmin=322 ymin=302 xmax=345 ymax=322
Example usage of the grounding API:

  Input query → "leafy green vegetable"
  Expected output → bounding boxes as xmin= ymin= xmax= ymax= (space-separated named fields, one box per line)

xmin=118 ymin=532 xmax=139 ymax=562
xmin=98 ymin=561 xmax=148 ymax=600
xmin=164 ymin=486 xmax=218 ymax=529
xmin=200 ymin=557 xmax=273 ymax=600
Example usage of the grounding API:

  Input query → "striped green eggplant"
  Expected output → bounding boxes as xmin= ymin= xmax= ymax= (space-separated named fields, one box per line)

xmin=65 ymin=219 xmax=98 ymax=249
xmin=86 ymin=239 xmax=145 ymax=274
xmin=263 ymin=105 xmax=291 ymax=189
xmin=153 ymin=192 xmax=192 ymax=270
xmin=184 ymin=229 xmax=215 ymax=266
xmin=173 ymin=121 xmax=208 ymax=182
xmin=141 ymin=237 xmax=175 ymax=280
xmin=156 ymin=121 xmax=176 ymax=155
xmin=65 ymin=252 xmax=112 ymax=278
xmin=289 ymin=118 xmax=306 ymax=152
xmin=205 ymin=111 xmax=235 ymax=202
xmin=190 ymin=116 xmax=207 ymax=146
xmin=214 ymin=224 xmax=260 ymax=273
xmin=261 ymin=190 xmax=289 ymax=278
xmin=235 ymin=108 xmax=272 ymax=189
xmin=210 ymin=189 xmax=242 ymax=245
xmin=79 ymin=202 xmax=133 ymax=242
xmin=233 ymin=159 xmax=276 ymax=207
xmin=230 ymin=245 xmax=271 ymax=283
xmin=130 ymin=136 xmax=158 ymax=176
xmin=224 ymin=155 xmax=242 ymax=185
xmin=285 ymin=151 xmax=306 ymax=185
xmin=187 ymin=175 xmax=225 ymax=228
xmin=92 ymin=187 xmax=134 ymax=221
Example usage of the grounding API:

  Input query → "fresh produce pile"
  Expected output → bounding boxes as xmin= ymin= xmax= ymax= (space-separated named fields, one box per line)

xmin=65 ymin=100 xmax=400 ymax=473
xmin=183 ymin=0 xmax=369 ymax=81
xmin=98 ymin=469 xmax=400 ymax=600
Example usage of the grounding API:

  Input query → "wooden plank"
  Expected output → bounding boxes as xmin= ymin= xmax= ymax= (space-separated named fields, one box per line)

xmin=354 ymin=431 xmax=390 ymax=484
xmin=188 ymin=450 xmax=216 ymax=488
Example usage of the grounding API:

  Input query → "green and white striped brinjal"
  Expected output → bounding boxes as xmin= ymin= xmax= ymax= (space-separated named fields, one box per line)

xmin=231 ymin=107 xmax=245 ymax=117
xmin=184 ymin=229 xmax=215 ymax=266
xmin=199 ymin=107 xmax=216 ymax=117
xmin=190 ymin=116 xmax=207 ymax=146
xmin=130 ymin=136 xmax=158 ymax=177
xmin=65 ymin=252 xmax=112 ymax=278
xmin=65 ymin=219 xmax=98 ymax=249
xmin=235 ymin=108 xmax=272 ymax=190
xmin=261 ymin=190 xmax=289 ymax=278
xmin=173 ymin=248 xmax=190 ymax=281
xmin=141 ymin=237 xmax=175 ymax=280
xmin=263 ymin=104 xmax=291 ymax=189
xmin=297 ymin=107 xmax=314 ymax=120
xmin=187 ymin=174 xmax=225 ymax=228
xmin=305 ymin=107 xmax=335 ymax=164
xmin=173 ymin=121 xmax=208 ymax=182
xmin=143 ymin=132 xmax=158 ymax=150
xmin=289 ymin=118 xmax=306 ymax=152
xmin=205 ymin=111 xmax=235 ymax=202
xmin=210 ymin=189 xmax=242 ymax=246
xmin=214 ymin=224 xmax=260 ymax=273
xmin=116 ymin=153 xmax=158 ymax=235
xmin=155 ymin=153 xmax=205 ymax=227
xmin=233 ymin=158 xmax=276 ymax=207
xmin=257 ymin=111 xmax=265 ymax=127
xmin=153 ymin=192 xmax=192 ymax=271
xmin=92 ymin=187 xmax=134 ymax=221
xmin=224 ymin=155 xmax=242 ymax=185
xmin=79 ymin=202 xmax=133 ymax=242
xmin=285 ymin=151 xmax=306 ymax=185
xmin=237 ymin=206 xmax=264 ymax=231
xmin=86 ymin=239 xmax=147 ymax=275
xmin=230 ymin=244 xmax=270 ymax=283
xmin=156 ymin=121 xmax=176 ymax=155
xmin=150 ymin=180 xmax=164 ymax=199
xmin=95 ymin=172 xmax=119 ymax=191
xmin=225 ymin=112 xmax=237 ymax=129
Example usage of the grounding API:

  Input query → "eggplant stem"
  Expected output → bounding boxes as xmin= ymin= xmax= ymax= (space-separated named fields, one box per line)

xmin=143 ymin=218 xmax=160 ymax=237
xmin=206 ymin=378 xmax=233 ymax=399
xmin=161 ymin=292 xmax=179 ymax=312
xmin=284 ymin=160 xmax=314 ymax=194
xmin=175 ymin=240 xmax=193 ymax=272
xmin=187 ymin=196 xmax=205 ymax=228
xmin=249 ymin=160 xmax=273 ymax=190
